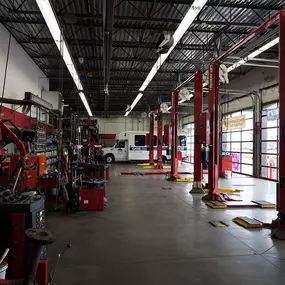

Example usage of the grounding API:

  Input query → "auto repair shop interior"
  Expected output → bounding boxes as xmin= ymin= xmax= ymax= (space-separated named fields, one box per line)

xmin=0 ymin=0 xmax=285 ymax=284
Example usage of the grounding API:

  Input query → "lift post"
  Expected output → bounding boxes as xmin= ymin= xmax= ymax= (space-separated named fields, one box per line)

xmin=156 ymin=108 xmax=163 ymax=169
xmin=170 ymin=91 xmax=179 ymax=178
xmin=207 ymin=64 xmax=220 ymax=199
xmin=274 ymin=9 xmax=285 ymax=239
xmin=149 ymin=113 xmax=154 ymax=165
xmin=190 ymin=72 xmax=204 ymax=193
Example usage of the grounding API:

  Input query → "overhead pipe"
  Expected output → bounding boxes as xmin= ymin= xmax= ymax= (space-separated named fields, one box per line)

xmin=103 ymin=0 xmax=115 ymax=116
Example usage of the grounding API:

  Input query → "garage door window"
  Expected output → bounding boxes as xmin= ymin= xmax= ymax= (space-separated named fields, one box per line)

xmin=261 ymin=102 xmax=279 ymax=180
xmin=221 ymin=110 xmax=253 ymax=175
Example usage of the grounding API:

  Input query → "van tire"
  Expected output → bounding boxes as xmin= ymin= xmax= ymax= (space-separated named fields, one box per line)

xmin=162 ymin=155 xmax=167 ymax=164
xmin=105 ymin=154 xmax=115 ymax=164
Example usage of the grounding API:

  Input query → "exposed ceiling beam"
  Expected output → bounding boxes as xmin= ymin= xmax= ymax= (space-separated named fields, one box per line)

xmin=31 ymin=55 xmax=211 ymax=64
xmin=0 ymin=17 xmax=250 ymax=34
xmin=19 ymin=38 xmax=234 ymax=51
xmin=1 ymin=14 xmax=263 ymax=28
xmin=127 ymin=0 xmax=282 ymax=10
xmin=44 ymin=67 xmax=198 ymax=74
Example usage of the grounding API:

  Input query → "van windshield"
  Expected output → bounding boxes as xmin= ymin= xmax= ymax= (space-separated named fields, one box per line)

xmin=115 ymin=140 xmax=125 ymax=148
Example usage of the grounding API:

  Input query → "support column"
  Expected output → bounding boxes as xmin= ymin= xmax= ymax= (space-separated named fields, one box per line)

xmin=272 ymin=10 xmax=285 ymax=239
xmin=156 ymin=108 xmax=163 ymax=169
xmin=170 ymin=91 xmax=179 ymax=177
xmin=253 ymin=92 xmax=261 ymax=178
xmin=208 ymin=64 xmax=220 ymax=200
xmin=190 ymin=72 xmax=204 ymax=193
xmin=149 ymin=113 xmax=154 ymax=165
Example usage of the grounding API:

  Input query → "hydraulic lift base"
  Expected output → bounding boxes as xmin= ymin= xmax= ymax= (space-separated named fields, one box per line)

xmin=233 ymin=216 xmax=263 ymax=228
xmin=141 ymin=165 xmax=171 ymax=169
xmin=206 ymin=200 xmax=276 ymax=209
xmin=137 ymin=163 xmax=155 ymax=166
xmin=204 ymin=188 xmax=243 ymax=193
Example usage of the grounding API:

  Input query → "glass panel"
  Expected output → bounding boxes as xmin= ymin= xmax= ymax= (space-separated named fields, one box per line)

xmin=231 ymin=142 xmax=240 ymax=152
xmin=242 ymin=142 xmax=253 ymax=152
xmin=266 ymin=119 xmax=278 ymax=128
xmin=222 ymin=132 xmax=231 ymax=142
xmin=231 ymin=111 xmax=241 ymax=117
xmin=135 ymin=135 xmax=146 ymax=146
xmin=242 ymin=130 xmax=253 ymax=141
xmin=241 ymin=164 xmax=253 ymax=175
xmin=242 ymin=110 xmax=253 ymax=119
xmin=261 ymin=166 xmax=278 ymax=180
xmin=244 ymin=118 xmax=253 ymax=130
xmin=261 ymin=128 xmax=278 ymax=141
xmin=231 ymin=153 xmax=240 ymax=163
xmin=231 ymin=131 xmax=241 ymax=141
xmin=179 ymin=136 xmax=186 ymax=146
xmin=231 ymin=153 xmax=241 ymax=172
xmin=222 ymin=143 xmax=230 ymax=151
xmin=261 ymin=141 xmax=278 ymax=154
xmin=115 ymin=141 xmax=125 ymax=148
xmin=241 ymin=153 xmax=253 ymax=164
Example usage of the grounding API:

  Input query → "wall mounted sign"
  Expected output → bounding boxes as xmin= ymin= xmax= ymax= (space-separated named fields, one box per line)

xmin=267 ymin=108 xmax=279 ymax=121
xmin=222 ymin=115 xmax=245 ymax=130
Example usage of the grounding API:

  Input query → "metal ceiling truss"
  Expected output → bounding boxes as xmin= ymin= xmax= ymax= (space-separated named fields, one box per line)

xmin=0 ymin=0 xmax=282 ymax=114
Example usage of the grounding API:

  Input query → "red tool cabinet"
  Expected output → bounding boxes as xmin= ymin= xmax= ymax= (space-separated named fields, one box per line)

xmin=80 ymin=188 xmax=105 ymax=210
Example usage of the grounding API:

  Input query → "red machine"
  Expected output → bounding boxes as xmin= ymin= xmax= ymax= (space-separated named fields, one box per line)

xmin=0 ymin=119 xmax=29 ymax=191
xmin=219 ymin=155 xmax=232 ymax=178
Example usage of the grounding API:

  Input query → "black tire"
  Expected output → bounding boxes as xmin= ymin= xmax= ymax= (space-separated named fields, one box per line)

xmin=162 ymin=155 xmax=167 ymax=164
xmin=105 ymin=154 xmax=115 ymax=164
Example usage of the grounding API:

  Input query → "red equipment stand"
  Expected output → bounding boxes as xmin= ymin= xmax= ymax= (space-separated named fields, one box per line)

xmin=190 ymin=72 xmax=204 ymax=193
xmin=156 ymin=108 xmax=163 ymax=169
xmin=149 ymin=113 xmax=155 ymax=165
xmin=170 ymin=91 xmax=179 ymax=178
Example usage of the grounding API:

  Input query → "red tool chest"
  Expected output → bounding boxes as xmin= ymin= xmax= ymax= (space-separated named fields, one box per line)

xmin=80 ymin=188 xmax=105 ymax=210
xmin=219 ymin=155 xmax=232 ymax=177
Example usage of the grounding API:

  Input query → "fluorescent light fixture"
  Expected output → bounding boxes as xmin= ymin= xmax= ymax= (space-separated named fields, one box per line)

xmin=124 ymin=93 xmax=143 ymax=116
xmin=126 ymin=0 xmax=208 ymax=115
xmin=227 ymin=37 xmax=279 ymax=72
xmin=36 ymin=0 xmax=92 ymax=115
xmin=79 ymin=92 xmax=92 ymax=117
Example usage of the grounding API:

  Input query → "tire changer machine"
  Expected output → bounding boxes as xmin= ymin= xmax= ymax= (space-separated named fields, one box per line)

xmin=0 ymin=119 xmax=53 ymax=284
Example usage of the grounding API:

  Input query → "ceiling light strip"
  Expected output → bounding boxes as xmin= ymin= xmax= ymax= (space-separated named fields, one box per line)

xmin=36 ymin=0 xmax=92 ymax=116
xmin=125 ymin=0 xmax=208 ymax=116
xmin=227 ymin=37 xmax=279 ymax=72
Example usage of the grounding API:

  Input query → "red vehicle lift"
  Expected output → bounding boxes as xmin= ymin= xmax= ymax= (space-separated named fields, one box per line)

xmin=190 ymin=72 xmax=205 ymax=193
xmin=148 ymin=112 xmax=154 ymax=165
xmin=205 ymin=10 xmax=284 ymax=238
xmin=169 ymin=91 xmax=179 ymax=179
xmin=156 ymin=108 xmax=163 ymax=169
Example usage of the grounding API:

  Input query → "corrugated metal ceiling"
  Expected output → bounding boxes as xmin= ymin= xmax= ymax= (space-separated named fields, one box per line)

xmin=0 ymin=0 xmax=283 ymax=114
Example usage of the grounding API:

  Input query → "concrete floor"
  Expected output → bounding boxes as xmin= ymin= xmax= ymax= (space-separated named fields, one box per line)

xmin=46 ymin=163 xmax=285 ymax=284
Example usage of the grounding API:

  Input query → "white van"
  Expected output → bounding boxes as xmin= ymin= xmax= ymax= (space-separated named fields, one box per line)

xmin=102 ymin=131 xmax=187 ymax=163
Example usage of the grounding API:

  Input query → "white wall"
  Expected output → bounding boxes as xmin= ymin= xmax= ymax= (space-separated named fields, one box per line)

xmin=0 ymin=23 xmax=49 ymax=106
xmin=97 ymin=115 xmax=171 ymax=134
